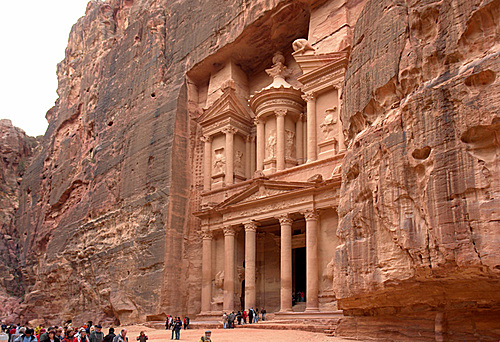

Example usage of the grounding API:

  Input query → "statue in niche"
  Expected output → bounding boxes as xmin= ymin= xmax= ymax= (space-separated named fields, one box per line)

xmin=292 ymin=38 xmax=315 ymax=55
xmin=320 ymin=107 xmax=338 ymax=140
xmin=214 ymin=270 xmax=224 ymax=289
xmin=285 ymin=130 xmax=295 ymax=159
xmin=322 ymin=257 xmax=335 ymax=292
xmin=266 ymin=131 xmax=277 ymax=159
xmin=213 ymin=148 xmax=225 ymax=174
xmin=234 ymin=150 xmax=244 ymax=173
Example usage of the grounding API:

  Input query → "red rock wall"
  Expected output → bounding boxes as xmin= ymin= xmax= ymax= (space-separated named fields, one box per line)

xmin=337 ymin=0 xmax=500 ymax=340
xmin=0 ymin=119 xmax=38 ymax=321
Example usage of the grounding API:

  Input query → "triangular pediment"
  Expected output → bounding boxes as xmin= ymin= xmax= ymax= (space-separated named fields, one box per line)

xmin=198 ymin=87 xmax=254 ymax=128
xmin=293 ymin=51 xmax=349 ymax=76
xmin=215 ymin=179 xmax=315 ymax=209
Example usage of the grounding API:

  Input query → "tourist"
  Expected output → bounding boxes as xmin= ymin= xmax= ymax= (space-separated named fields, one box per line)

xmin=248 ymin=308 xmax=253 ymax=324
xmin=76 ymin=329 xmax=89 ymax=342
xmin=172 ymin=317 xmax=182 ymax=340
xmin=242 ymin=310 xmax=247 ymax=324
xmin=182 ymin=317 xmax=189 ymax=330
xmin=102 ymin=328 xmax=115 ymax=342
xmin=47 ymin=330 xmax=57 ymax=342
xmin=55 ymin=328 xmax=64 ymax=342
xmin=63 ymin=329 xmax=76 ymax=342
xmin=236 ymin=311 xmax=241 ymax=325
xmin=198 ymin=330 xmax=211 ymax=342
xmin=228 ymin=312 xmax=235 ymax=329
xmin=135 ymin=331 xmax=147 ymax=342
xmin=14 ymin=328 xmax=35 ymax=342
xmin=254 ymin=308 xmax=259 ymax=323
xmin=221 ymin=313 xmax=227 ymax=329
xmin=40 ymin=327 xmax=56 ymax=342
xmin=37 ymin=329 xmax=46 ymax=342
xmin=89 ymin=325 xmax=103 ymax=342
xmin=261 ymin=308 xmax=266 ymax=321
xmin=112 ymin=329 xmax=127 ymax=342
xmin=300 ymin=291 xmax=305 ymax=302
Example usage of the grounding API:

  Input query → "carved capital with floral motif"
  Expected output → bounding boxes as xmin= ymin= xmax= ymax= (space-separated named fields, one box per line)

xmin=200 ymin=230 xmax=213 ymax=240
xmin=303 ymin=209 xmax=319 ymax=221
xmin=223 ymin=226 xmax=236 ymax=236
xmin=244 ymin=222 xmax=258 ymax=232
xmin=277 ymin=214 xmax=293 ymax=226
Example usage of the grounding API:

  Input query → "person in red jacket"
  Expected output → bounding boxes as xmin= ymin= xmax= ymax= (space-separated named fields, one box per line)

xmin=63 ymin=329 xmax=77 ymax=342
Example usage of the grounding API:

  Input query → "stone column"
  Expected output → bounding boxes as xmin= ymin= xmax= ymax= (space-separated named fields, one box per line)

xmin=250 ymin=136 xmax=256 ymax=176
xmin=278 ymin=214 xmax=293 ymax=312
xmin=244 ymin=222 xmax=257 ymax=310
xmin=275 ymin=109 xmax=287 ymax=171
xmin=245 ymin=136 xmax=252 ymax=179
xmin=223 ymin=226 xmax=236 ymax=312
xmin=201 ymin=135 xmax=212 ymax=190
xmin=255 ymin=118 xmax=265 ymax=171
xmin=296 ymin=114 xmax=304 ymax=164
xmin=201 ymin=230 xmax=213 ymax=313
xmin=304 ymin=209 xmax=319 ymax=311
xmin=223 ymin=127 xmax=237 ymax=185
xmin=303 ymin=93 xmax=317 ymax=162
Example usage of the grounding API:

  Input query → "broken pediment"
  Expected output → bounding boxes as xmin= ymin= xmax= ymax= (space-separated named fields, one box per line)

xmin=198 ymin=86 xmax=255 ymax=136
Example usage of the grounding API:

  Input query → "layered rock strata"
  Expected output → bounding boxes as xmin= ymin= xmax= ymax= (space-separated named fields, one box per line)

xmin=336 ymin=0 xmax=500 ymax=340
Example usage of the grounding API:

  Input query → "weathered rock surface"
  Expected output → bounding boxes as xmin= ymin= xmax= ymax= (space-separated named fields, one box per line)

xmin=337 ymin=0 xmax=500 ymax=340
xmin=0 ymin=119 xmax=38 ymax=321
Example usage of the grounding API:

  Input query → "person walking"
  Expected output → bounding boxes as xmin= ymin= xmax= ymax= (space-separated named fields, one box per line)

xmin=103 ymin=328 xmax=115 ymax=342
xmin=112 ymin=330 xmax=127 ymax=342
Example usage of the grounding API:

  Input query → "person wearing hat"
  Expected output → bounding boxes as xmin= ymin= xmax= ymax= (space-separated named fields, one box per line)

xmin=77 ymin=329 xmax=89 ymax=342
xmin=89 ymin=326 xmax=103 ymax=342
xmin=198 ymin=330 xmax=211 ymax=342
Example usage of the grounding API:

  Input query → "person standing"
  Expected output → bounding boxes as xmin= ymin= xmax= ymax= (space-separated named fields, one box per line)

xmin=228 ymin=312 xmax=235 ymax=329
xmin=236 ymin=311 xmax=241 ymax=325
xmin=242 ymin=310 xmax=247 ymax=324
xmin=183 ymin=317 xmax=189 ymax=330
xmin=77 ymin=329 xmax=89 ymax=342
xmin=173 ymin=318 xmax=182 ymax=340
xmin=135 ymin=331 xmax=147 ymax=342
xmin=14 ymin=328 xmax=36 ymax=342
xmin=261 ymin=308 xmax=266 ymax=321
xmin=198 ymin=331 xmax=211 ymax=342
xmin=254 ymin=308 xmax=259 ymax=323
xmin=112 ymin=329 xmax=127 ymax=342
xmin=222 ymin=313 xmax=227 ymax=329
xmin=63 ymin=329 xmax=77 ymax=342
xmin=89 ymin=325 xmax=103 ymax=342
xmin=102 ymin=328 xmax=115 ymax=342
xmin=248 ymin=308 xmax=253 ymax=324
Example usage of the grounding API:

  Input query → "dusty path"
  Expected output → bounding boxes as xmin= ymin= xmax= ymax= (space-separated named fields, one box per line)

xmin=119 ymin=324 xmax=353 ymax=342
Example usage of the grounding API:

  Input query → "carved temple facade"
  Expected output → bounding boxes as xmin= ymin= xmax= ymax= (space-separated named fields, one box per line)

xmin=189 ymin=7 xmax=351 ymax=316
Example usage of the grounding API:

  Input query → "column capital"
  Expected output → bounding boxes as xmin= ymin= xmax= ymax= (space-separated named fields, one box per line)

xmin=244 ymin=222 xmax=258 ymax=232
xmin=200 ymin=230 xmax=213 ymax=240
xmin=302 ymin=92 xmax=316 ymax=102
xmin=222 ymin=126 xmax=238 ymax=135
xmin=246 ymin=135 xmax=255 ymax=143
xmin=254 ymin=117 xmax=264 ymax=125
xmin=200 ymin=135 xmax=212 ymax=143
xmin=303 ymin=209 xmax=319 ymax=221
xmin=277 ymin=214 xmax=293 ymax=226
xmin=223 ymin=226 xmax=237 ymax=236
xmin=274 ymin=108 xmax=287 ymax=117
xmin=298 ymin=113 xmax=305 ymax=122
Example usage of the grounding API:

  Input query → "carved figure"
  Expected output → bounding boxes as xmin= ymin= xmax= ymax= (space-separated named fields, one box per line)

xmin=265 ymin=51 xmax=290 ymax=79
xmin=285 ymin=130 xmax=295 ymax=159
xmin=292 ymin=38 xmax=315 ymax=55
xmin=320 ymin=107 xmax=338 ymax=140
xmin=213 ymin=148 xmax=225 ymax=174
xmin=266 ymin=132 xmax=277 ymax=159
xmin=215 ymin=270 xmax=224 ymax=289
xmin=234 ymin=150 xmax=244 ymax=173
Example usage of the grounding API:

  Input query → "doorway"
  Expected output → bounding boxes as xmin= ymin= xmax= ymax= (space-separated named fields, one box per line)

xmin=292 ymin=247 xmax=306 ymax=305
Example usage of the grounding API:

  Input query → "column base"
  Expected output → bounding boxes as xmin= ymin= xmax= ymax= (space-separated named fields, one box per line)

xmin=279 ymin=308 xmax=293 ymax=313
xmin=305 ymin=307 xmax=320 ymax=312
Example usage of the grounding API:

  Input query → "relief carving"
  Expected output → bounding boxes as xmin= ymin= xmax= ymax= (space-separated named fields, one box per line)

xmin=285 ymin=129 xmax=295 ymax=159
xmin=320 ymin=107 xmax=338 ymax=140
xmin=234 ymin=150 xmax=244 ymax=174
xmin=292 ymin=38 xmax=315 ymax=55
xmin=214 ymin=270 xmax=224 ymax=289
xmin=213 ymin=147 xmax=225 ymax=174
xmin=266 ymin=131 xmax=277 ymax=159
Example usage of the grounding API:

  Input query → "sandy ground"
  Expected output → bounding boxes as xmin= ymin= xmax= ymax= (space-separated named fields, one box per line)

xmin=118 ymin=324 xmax=353 ymax=342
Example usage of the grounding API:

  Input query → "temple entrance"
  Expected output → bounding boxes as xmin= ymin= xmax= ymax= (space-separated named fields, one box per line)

xmin=292 ymin=247 xmax=306 ymax=309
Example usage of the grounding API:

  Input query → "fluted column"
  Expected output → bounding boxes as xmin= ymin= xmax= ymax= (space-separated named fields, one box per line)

xmin=245 ymin=136 xmax=252 ymax=179
xmin=223 ymin=127 xmax=237 ymax=185
xmin=275 ymin=109 xmax=287 ymax=171
xmin=244 ymin=222 xmax=257 ymax=310
xmin=201 ymin=230 xmax=213 ymax=313
xmin=304 ymin=209 xmax=319 ymax=311
xmin=201 ymin=135 xmax=212 ymax=190
xmin=278 ymin=214 xmax=293 ymax=312
xmin=256 ymin=118 xmax=265 ymax=171
xmin=223 ymin=226 xmax=236 ymax=312
xmin=296 ymin=114 xmax=304 ymax=164
xmin=303 ymin=93 xmax=317 ymax=162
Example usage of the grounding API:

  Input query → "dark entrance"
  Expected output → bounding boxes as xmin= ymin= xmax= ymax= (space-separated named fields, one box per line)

xmin=292 ymin=247 xmax=306 ymax=303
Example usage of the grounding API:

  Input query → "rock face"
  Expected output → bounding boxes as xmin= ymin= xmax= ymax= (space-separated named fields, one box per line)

xmin=337 ymin=0 xmax=500 ymax=340
xmin=0 ymin=119 xmax=38 ymax=321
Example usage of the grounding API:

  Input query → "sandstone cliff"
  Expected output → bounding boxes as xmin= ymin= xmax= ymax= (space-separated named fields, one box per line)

xmin=0 ymin=119 xmax=38 ymax=321
xmin=337 ymin=0 xmax=500 ymax=340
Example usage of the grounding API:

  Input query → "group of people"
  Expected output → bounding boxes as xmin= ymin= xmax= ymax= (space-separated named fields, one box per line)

xmin=1 ymin=323 xmax=132 ymax=342
xmin=221 ymin=307 xmax=266 ymax=329
xmin=163 ymin=316 xmax=189 ymax=340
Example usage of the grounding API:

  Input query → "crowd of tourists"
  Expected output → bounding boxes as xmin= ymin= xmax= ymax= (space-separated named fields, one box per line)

xmin=163 ymin=316 xmax=190 ymax=340
xmin=0 ymin=323 xmax=133 ymax=342
xmin=221 ymin=307 xmax=266 ymax=329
